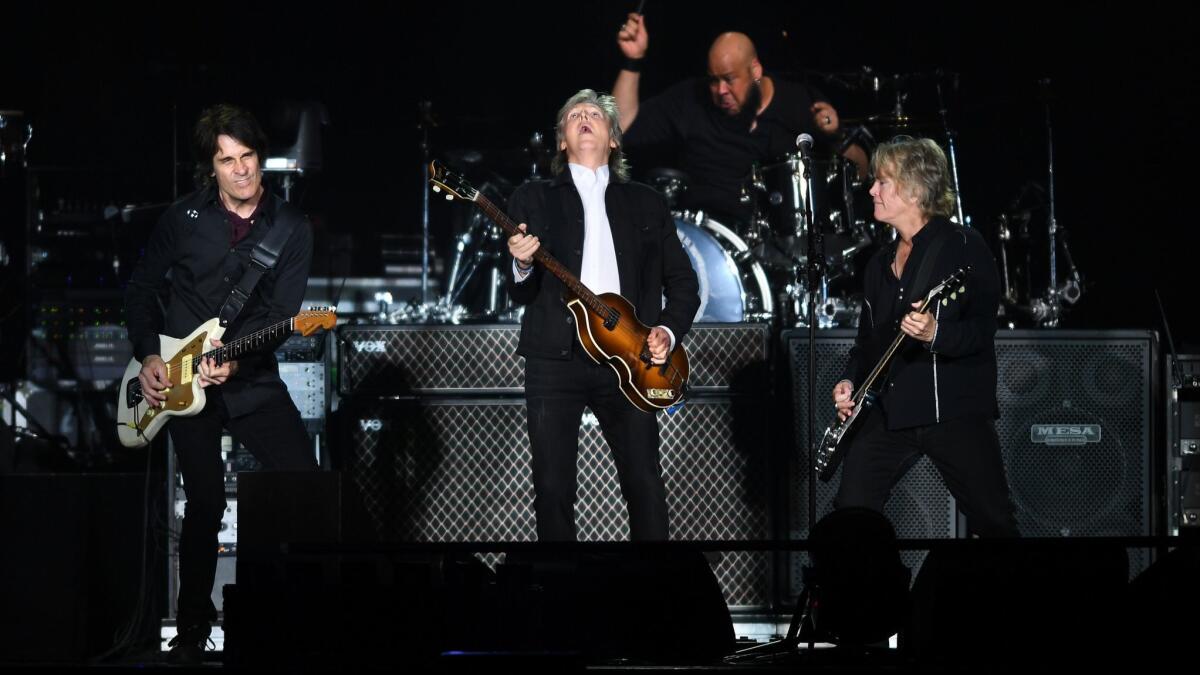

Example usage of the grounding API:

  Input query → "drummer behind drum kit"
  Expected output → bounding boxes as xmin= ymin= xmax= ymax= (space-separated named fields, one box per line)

xmin=417 ymin=71 xmax=1081 ymax=328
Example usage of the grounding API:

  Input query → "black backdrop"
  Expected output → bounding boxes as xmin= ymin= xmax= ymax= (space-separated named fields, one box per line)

xmin=3 ymin=1 xmax=1196 ymax=341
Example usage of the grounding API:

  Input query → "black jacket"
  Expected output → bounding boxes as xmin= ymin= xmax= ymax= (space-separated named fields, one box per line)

xmin=841 ymin=216 xmax=1001 ymax=429
xmin=504 ymin=171 xmax=700 ymax=361
xmin=125 ymin=185 xmax=313 ymax=417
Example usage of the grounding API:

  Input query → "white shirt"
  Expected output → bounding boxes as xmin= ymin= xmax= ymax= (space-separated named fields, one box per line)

xmin=514 ymin=163 xmax=617 ymax=290
xmin=570 ymin=163 xmax=621 ymax=295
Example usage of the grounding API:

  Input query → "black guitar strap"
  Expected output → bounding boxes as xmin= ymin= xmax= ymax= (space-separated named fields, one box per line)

xmin=218 ymin=212 xmax=297 ymax=327
xmin=906 ymin=224 xmax=960 ymax=308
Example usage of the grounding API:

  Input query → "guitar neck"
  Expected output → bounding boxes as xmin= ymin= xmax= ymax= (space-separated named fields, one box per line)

xmin=197 ymin=317 xmax=294 ymax=369
xmin=473 ymin=194 xmax=610 ymax=318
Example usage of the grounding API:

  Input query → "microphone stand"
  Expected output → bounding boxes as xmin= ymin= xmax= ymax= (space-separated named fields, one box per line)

xmin=728 ymin=138 xmax=824 ymax=663
xmin=799 ymin=139 xmax=822 ymax=535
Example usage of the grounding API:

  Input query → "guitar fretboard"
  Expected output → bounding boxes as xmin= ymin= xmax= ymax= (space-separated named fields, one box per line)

xmin=192 ymin=317 xmax=294 ymax=372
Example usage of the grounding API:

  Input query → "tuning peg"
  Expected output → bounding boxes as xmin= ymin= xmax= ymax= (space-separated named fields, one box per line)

xmin=942 ymin=298 xmax=949 ymax=306
xmin=445 ymin=194 xmax=453 ymax=201
xmin=959 ymin=286 xmax=966 ymax=293
xmin=432 ymin=185 xmax=441 ymax=192
xmin=950 ymin=292 xmax=957 ymax=300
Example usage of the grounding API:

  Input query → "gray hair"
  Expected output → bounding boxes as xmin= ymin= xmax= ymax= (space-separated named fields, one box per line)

xmin=550 ymin=89 xmax=630 ymax=181
xmin=872 ymin=137 xmax=956 ymax=218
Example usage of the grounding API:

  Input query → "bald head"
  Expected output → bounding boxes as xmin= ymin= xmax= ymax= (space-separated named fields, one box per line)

xmin=708 ymin=32 xmax=758 ymax=71
xmin=706 ymin=32 xmax=763 ymax=116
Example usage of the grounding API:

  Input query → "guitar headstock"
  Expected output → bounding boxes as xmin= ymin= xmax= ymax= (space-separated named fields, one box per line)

xmin=295 ymin=307 xmax=337 ymax=336
xmin=923 ymin=266 xmax=971 ymax=309
xmin=429 ymin=160 xmax=479 ymax=203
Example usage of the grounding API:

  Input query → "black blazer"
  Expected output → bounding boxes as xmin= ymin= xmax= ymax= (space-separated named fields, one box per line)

xmin=504 ymin=171 xmax=700 ymax=361
xmin=841 ymin=216 xmax=1001 ymax=429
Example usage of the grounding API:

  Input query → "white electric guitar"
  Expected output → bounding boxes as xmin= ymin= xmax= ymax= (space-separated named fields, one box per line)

xmin=115 ymin=309 xmax=336 ymax=448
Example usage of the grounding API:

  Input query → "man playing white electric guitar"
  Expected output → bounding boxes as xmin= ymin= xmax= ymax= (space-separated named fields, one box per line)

xmin=124 ymin=104 xmax=319 ymax=664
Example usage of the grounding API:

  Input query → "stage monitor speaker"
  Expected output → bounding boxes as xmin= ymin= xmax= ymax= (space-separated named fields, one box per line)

xmin=336 ymin=396 xmax=773 ymax=609
xmin=785 ymin=329 xmax=956 ymax=602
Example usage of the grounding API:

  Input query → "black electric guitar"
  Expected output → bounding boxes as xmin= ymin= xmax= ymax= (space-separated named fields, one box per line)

xmin=429 ymin=160 xmax=687 ymax=413
xmin=115 ymin=309 xmax=336 ymax=448
xmin=813 ymin=266 xmax=970 ymax=481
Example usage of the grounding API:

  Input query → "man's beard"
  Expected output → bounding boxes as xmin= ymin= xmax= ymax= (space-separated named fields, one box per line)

xmin=726 ymin=80 xmax=762 ymax=128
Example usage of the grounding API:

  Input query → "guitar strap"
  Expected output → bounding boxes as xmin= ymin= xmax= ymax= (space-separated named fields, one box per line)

xmin=878 ymin=223 xmax=958 ymax=385
xmin=905 ymin=223 xmax=960 ymax=308
xmin=218 ymin=207 xmax=297 ymax=328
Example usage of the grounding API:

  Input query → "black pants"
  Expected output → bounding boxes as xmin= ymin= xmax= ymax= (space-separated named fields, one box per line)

xmin=524 ymin=351 xmax=669 ymax=541
xmin=169 ymin=385 xmax=316 ymax=626
xmin=833 ymin=410 xmax=1019 ymax=537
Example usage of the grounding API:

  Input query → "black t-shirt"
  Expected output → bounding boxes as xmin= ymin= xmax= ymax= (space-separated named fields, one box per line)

xmin=624 ymin=75 xmax=828 ymax=225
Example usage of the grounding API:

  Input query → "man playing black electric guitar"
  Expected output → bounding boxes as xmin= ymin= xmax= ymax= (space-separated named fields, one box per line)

xmin=831 ymin=138 xmax=1018 ymax=538
xmin=125 ymin=104 xmax=317 ymax=663
xmin=505 ymin=88 xmax=700 ymax=541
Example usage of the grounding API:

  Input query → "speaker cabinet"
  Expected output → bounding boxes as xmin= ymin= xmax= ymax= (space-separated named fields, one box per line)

xmin=996 ymin=331 xmax=1157 ymax=575
xmin=337 ymin=396 xmax=772 ymax=608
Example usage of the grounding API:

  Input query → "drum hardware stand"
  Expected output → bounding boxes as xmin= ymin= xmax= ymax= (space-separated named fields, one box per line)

xmin=528 ymin=131 xmax=544 ymax=179
xmin=417 ymin=100 xmax=437 ymax=312
xmin=935 ymin=70 xmax=968 ymax=226
xmin=996 ymin=213 xmax=1016 ymax=306
xmin=1027 ymin=78 xmax=1083 ymax=327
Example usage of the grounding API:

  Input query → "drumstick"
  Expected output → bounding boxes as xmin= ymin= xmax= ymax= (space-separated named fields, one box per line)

xmin=635 ymin=0 xmax=646 ymax=15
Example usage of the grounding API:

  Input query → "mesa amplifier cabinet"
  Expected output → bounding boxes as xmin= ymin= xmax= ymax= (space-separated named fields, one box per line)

xmin=994 ymin=331 xmax=1157 ymax=568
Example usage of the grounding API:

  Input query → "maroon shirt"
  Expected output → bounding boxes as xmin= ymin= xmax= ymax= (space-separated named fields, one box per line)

xmin=222 ymin=190 xmax=265 ymax=245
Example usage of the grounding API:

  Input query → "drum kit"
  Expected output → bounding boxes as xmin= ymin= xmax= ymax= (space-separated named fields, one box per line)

xmin=417 ymin=135 xmax=886 ymax=327
xmin=410 ymin=70 xmax=1079 ymax=328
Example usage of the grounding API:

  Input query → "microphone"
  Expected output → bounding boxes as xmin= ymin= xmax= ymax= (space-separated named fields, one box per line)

xmin=795 ymin=133 xmax=814 ymax=158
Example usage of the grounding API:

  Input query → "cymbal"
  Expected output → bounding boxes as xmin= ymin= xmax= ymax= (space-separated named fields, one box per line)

xmin=843 ymin=113 xmax=941 ymax=132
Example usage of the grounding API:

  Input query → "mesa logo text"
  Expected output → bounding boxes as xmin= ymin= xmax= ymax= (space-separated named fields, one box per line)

xmin=1029 ymin=424 xmax=1102 ymax=446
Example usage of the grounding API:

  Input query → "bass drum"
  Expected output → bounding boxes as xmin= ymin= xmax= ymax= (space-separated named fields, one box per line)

xmin=674 ymin=212 xmax=773 ymax=323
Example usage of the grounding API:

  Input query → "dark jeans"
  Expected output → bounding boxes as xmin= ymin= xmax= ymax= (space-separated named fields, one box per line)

xmin=524 ymin=351 xmax=669 ymax=541
xmin=834 ymin=410 xmax=1019 ymax=537
xmin=169 ymin=384 xmax=316 ymax=625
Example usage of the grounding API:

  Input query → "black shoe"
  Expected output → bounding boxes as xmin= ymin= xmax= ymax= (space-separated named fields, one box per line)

xmin=166 ymin=623 xmax=214 ymax=665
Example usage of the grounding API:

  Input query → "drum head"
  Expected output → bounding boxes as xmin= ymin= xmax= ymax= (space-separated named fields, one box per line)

xmin=674 ymin=214 xmax=773 ymax=323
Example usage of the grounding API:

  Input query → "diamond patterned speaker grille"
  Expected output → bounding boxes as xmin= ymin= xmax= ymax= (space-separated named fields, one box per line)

xmin=338 ymin=324 xmax=768 ymax=395
xmin=786 ymin=330 xmax=957 ymax=599
xmin=341 ymin=396 xmax=772 ymax=608
xmin=338 ymin=326 xmax=525 ymax=395
xmin=994 ymin=335 xmax=1153 ymax=555
xmin=684 ymin=324 xmax=771 ymax=393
